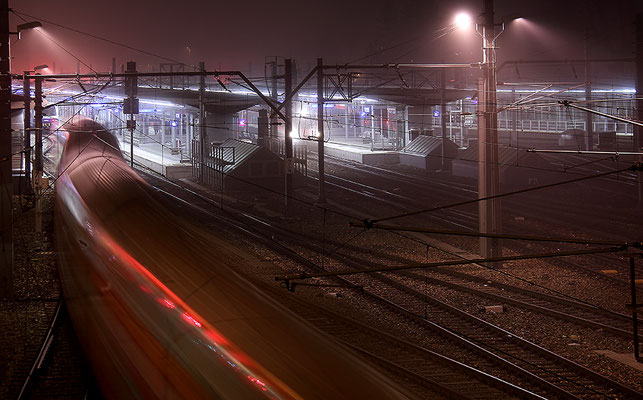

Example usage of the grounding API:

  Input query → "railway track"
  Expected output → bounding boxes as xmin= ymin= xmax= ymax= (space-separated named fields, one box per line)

xmin=16 ymin=301 xmax=92 ymax=400
xmin=4 ymin=299 xmax=59 ymax=399
xmin=293 ymin=233 xmax=640 ymax=341
xmin=319 ymin=154 xmax=643 ymax=292
xmin=543 ymin=153 xmax=639 ymax=188
xmin=139 ymin=170 xmax=643 ymax=399
xmin=274 ymin=227 xmax=642 ymax=399
xmin=251 ymin=277 xmax=543 ymax=400
xmin=314 ymin=264 xmax=642 ymax=399
xmin=390 ymin=268 xmax=641 ymax=340
xmin=315 ymin=169 xmax=478 ymax=229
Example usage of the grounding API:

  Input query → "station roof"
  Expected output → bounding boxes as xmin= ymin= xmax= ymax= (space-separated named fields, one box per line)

xmin=88 ymin=85 xmax=262 ymax=114
xmin=364 ymin=87 xmax=475 ymax=107
xmin=135 ymin=87 xmax=261 ymax=114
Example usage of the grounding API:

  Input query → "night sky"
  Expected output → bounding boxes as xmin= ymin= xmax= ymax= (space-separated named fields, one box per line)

xmin=9 ymin=0 xmax=643 ymax=84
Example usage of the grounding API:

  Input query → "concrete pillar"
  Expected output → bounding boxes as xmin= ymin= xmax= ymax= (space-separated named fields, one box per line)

xmin=171 ymin=118 xmax=177 ymax=149
xmin=257 ymin=109 xmax=268 ymax=147
xmin=345 ymin=106 xmax=349 ymax=138
xmin=188 ymin=114 xmax=194 ymax=156
xmin=404 ymin=105 xmax=409 ymax=147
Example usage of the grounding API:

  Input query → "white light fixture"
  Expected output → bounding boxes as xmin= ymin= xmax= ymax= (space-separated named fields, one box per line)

xmin=454 ymin=13 xmax=472 ymax=30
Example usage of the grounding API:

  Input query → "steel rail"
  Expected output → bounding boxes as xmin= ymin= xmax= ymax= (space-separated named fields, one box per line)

xmin=17 ymin=299 xmax=63 ymax=400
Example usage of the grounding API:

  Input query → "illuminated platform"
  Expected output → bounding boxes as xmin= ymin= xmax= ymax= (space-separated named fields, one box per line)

xmin=118 ymin=139 xmax=192 ymax=180
xmin=314 ymin=138 xmax=400 ymax=165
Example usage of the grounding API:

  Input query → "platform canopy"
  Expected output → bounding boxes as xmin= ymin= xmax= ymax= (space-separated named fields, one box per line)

xmin=364 ymin=87 xmax=475 ymax=106
xmin=86 ymin=85 xmax=262 ymax=114
xmin=138 ymin=87 xmax=261 ymax=114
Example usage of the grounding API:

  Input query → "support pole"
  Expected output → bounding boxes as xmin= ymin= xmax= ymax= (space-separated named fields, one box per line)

xmin=171 ymin=116 xmax=176 ymax=148
xmin=511 ymin=89 xmax=517 ymax=148
xmin=317 ymin=58 xmax=326 ymax=204
xmin=199 ymin=61 xmax=206 ymax=184
xmin=125 ymin=61 xmax=137 ymax=168
xmin=129 ymin=121 xmax=134 ymax=167
xmin=629 ymin=257 xmax=641 ymax=362
xmin=257 ymin=109 xmax=268 ymax=147
xmin=478 ymin=0 xmax=502 ymax=267
xmin=34 ymin=77 xmax=42 ymax=175
xmin=284 ymin=59 xmax=293 ymax=208
xmin=188 ymin=114 xmax=194 ymax=156
xmin=636 ymin=15 xmax=643 ymax=207
xmin=270 ymin=60 xmax=279 ymax=143
xmin=344 ymin=106 xmax=349 ymax=139
xmin=404 ymin=105 xmax=409 ymax=147
xmin=23 ymin=72 xmax=30 ymax=190
xmin=34 ymin=75 xmax=44 ymax=234
xmin=0 ymin=0 xmax=12 ymax=297
xmin=440 ymin=68 xmax=447 ymax=171
xmin=585 ymin=31 xmax=593 ymax=151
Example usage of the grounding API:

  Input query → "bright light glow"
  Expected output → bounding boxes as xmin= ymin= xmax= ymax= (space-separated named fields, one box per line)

xmin=182 ymin=312 xmax=202 ymax=328
xmin=454 ymin=13 xmax=472 ymax=30
xmin=238 ymin=118 xmax=246 ymax=127
xmin=248 ymin=376 xmax=268 ymax=392
xmin=288 ymin=131 xmax=296 ymax=138
xmin=159 ymin=298 xmax=175 ymax=309
xmin=17 ymin=21 xmax=42 ymax=32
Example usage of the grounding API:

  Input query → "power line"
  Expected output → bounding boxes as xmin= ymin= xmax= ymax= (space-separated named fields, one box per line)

xmin=11 ymin=10 xmax=199 ymax=71
xmin=366 ymin=163 xmax=643 ymax=225
xmin=12 ymin=11 xmax=96 ymax=73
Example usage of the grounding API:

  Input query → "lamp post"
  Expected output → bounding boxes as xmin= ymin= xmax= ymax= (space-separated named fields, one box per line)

xmin=0 ymin=0 xmax=43 ymax=297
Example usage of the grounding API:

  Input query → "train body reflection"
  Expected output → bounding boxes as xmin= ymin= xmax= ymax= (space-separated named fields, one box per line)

xmin=54 ymin=119 xmax=412 ymax=399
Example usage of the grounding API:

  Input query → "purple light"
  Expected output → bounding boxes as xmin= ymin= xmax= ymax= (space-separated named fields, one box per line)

xmin=471 ymin=98 xmax=478 ymax=105
xmin=433 ymin=110 xmax=440 ymax=118
xmin=170 ymin=120 xmax=178 ymax=127
xmin=239 ymin=118 xmax=247 ymax=127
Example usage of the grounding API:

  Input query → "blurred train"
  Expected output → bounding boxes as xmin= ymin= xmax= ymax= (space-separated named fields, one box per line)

xmin=54 ymin=118 xmax=414 ymax=399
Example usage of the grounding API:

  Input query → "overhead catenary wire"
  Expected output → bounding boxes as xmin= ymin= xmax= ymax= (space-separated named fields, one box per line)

xmin=11 ymin=10 xmax=199 ymax=71
xmin=276 ymin=246 xmax=623 ymax=282
xmin=365 ymin=163 xmax=643 ymax=226
xmin=349 ymin=222 xmax=641 ymax=248
xmin=11 ymin=9 xmax=637 ymax=204
xmin=41 ymin=80 xmax=637 ymax=181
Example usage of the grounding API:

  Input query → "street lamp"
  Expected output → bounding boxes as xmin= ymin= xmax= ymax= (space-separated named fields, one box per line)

xmin=14 ymin=21 xmax=42 ymax=39
xmin=9 ymin=21 xmax=42 ymax=69
xmin=454 ymin=13 xmax=472 ymax=30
